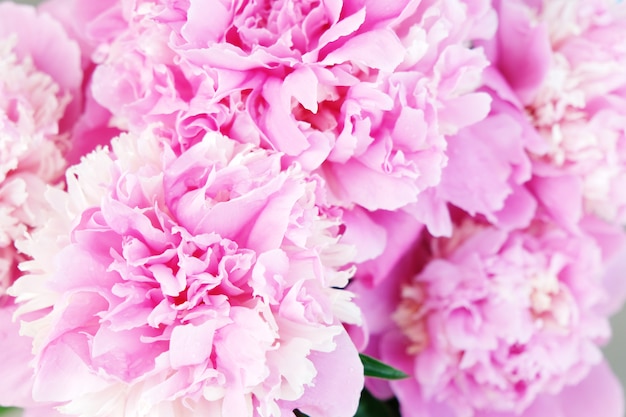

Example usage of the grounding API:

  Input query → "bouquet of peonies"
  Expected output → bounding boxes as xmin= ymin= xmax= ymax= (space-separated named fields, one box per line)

xmin=2 ymin=0 xmax=626 ymax=416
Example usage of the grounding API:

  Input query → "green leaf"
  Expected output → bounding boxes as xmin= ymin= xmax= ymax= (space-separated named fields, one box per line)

xmin=294 ymin=389 xmax=401 ymax=417
xmin=0 ymin=408 xmax=19 ymax=416
xmin=355 ymin=389 xmax=401 ymax=417
xmin=359 ymin=354 xmax=408 ymax=380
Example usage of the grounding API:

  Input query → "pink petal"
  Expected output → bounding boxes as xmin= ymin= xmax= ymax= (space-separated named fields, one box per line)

xmin=286 ymin=330 xmax=364 ymax=417
xmin=321 ymin=29 xmax=405 ymax=72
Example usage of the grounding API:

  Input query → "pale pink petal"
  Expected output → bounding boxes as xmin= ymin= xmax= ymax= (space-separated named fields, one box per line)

xmin=0 ymin=302 xmax=36 ymax=408
xmin=286 ymin=330 xmax=364 ymax=417
xmin=556 ymin=361 xmax=624 ymax=417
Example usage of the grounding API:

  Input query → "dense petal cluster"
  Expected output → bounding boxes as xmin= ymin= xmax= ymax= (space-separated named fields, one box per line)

xmin=484 ymin=0 xmax=626 ymax=223
xmin=0 ymin=4 xmax=85 ymax=412
xmin=0 ymin=2 xmax=81 ymax=293
xmin=11 ymin=130 xmax=363 ymax=417
xmin=46 ymin=0 xmax=496 ymax=218
xmin=397 ymin=219 xmax=611 ymax=415
xmin=351 ymin=213 xmax=626 ymax=417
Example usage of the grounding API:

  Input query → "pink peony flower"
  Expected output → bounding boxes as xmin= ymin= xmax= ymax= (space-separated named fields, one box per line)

xmin=351 ymin=210 xmax=626 ymax=417
xmin=173 ymin=0 xmax=497 ymax=213
xmin=483 ymin=0 xmax=626 ymax=224
xmin=0 ymin=2 xmax=83 ymax=134
xmin=11 ymin=129 xmax=363 ymax=417
xmin=53 ymin=0 xmax=495 ymax=219
xmin=0 ymin=2 xmax=81 ymax=293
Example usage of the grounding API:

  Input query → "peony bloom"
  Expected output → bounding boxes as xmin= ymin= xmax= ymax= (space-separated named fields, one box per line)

xmin=0 ymin=3 xmax=85 ymax=411
xmin=0 ymin=2 xmax=81 ymax=294
xmin=10 ymin=129 xmax=363 ymax=417
xmin=352 ymin=211 xmax=626 ymax=417
xmin=50 ymin=0 xmax=495 ymax=218
xmin=483 ymin=0 xmax=626 ymax=224
xmin=173 ymin=0 xmax=497 ymax=213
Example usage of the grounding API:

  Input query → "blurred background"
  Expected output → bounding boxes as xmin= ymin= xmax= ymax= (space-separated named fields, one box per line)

xmin=1 ymin=0 xmax=625 ymax=414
